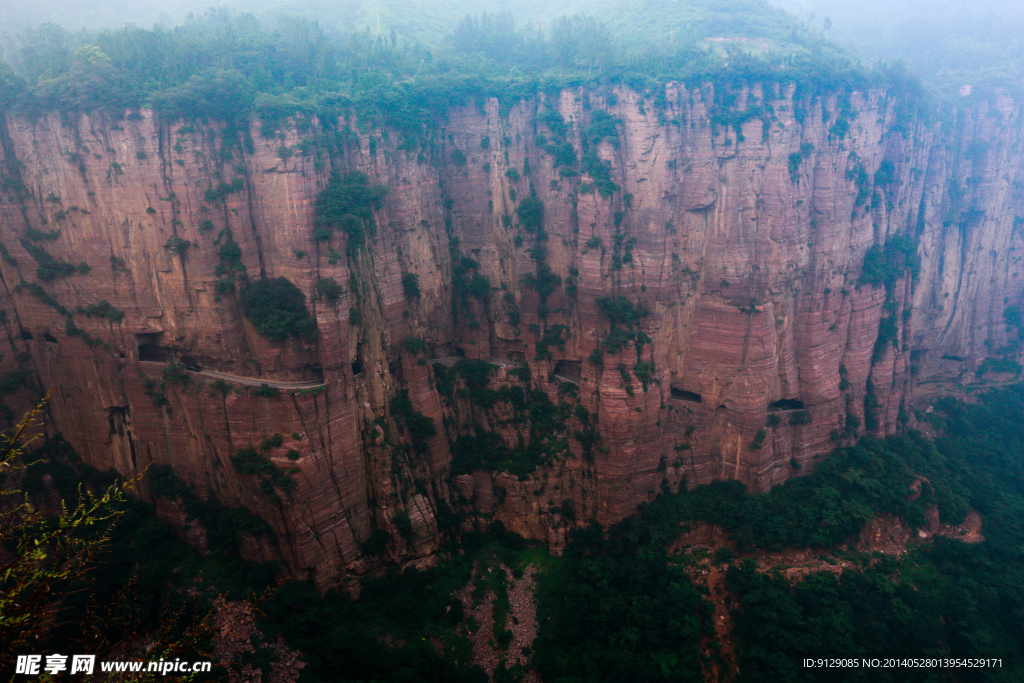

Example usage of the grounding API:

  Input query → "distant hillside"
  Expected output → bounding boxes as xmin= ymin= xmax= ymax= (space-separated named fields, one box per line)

xmin=7 ymin=0 xmax=1020 ymax=93
xmin=3 ymin=0 xmax=827 ymax=58
xmin=266 ymin=0 xmax=814 ymax=51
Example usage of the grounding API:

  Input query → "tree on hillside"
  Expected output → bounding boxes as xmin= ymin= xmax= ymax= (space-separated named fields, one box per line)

xmin=0 ymin=401 xmax=122 ymax=659
xmin=33 ymin=44 xmax=135 ymax=114
xmin=550 ymin=14 xmax=615 ymax=76
xmin=0 ymin=402 xmax=221 ymax=679
xmin=0 ymin=62 xmax=27 ymax=111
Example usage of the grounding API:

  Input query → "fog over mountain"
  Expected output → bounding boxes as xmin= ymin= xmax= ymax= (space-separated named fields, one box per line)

xmin=769 ymin=0 xmax=1024 ymax=90
xmin=5 ymin=0 xmax=1023 ymax=92
xmin=0 ymin=0 xmax=803 ymax=46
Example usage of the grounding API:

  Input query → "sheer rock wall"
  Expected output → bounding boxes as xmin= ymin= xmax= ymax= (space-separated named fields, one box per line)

xmin=1 ymin=84 xmax=1021 ymax=588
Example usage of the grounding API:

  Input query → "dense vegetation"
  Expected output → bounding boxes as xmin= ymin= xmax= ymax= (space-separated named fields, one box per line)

xmin=3 ymin=1 xmax=1022 ymax=679
xmin=8 ymin=381 xmax=1024 ymax=680
xmin=435 ymin=359 xmax=583 ymax=477
xmin=0 ymin=2 xmax=919 ymax=134
xmin=1 ymin=436 xmax=264 ymax=678
xmin=240 ymin=277 xmax=317 ymax=341
xmin=389 ymin=388 xmax=437 ymax=452
xmin=0 ymin=0 xmax=828 ymax=54
xmin=532 ymin=386 xmax=1024 ymax=681
xmin=721 ymin=386 xmax=1024 ymax=681
xmin=654 ymin=435 xmax=960 ymax=551
xmin=533 ymin=521 xmax=708 ymax=682
xmin=313 ymin=172 xmax=386 ymax=248
xmin=859 ymin=234 xmax=919 ymax=290
xmin=7 ymin=434 xmax=514 ymax=681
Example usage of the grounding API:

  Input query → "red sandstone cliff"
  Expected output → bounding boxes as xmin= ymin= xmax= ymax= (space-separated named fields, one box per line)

xmin=0 ymin=83 xmax=1020 ymax=588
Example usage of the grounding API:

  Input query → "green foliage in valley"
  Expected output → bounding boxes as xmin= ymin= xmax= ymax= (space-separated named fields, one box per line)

xmin=530 ymin=384 xmax=1024 ymax=681
xmin=1 ymin=433 xmax=265 ymax=677
xmin=5 ymin=424 xmax=510 ymax=681
xmin=9 ymin=378 xmax=1024 ymax=680
xmin=534 ymin=521 xmax=708 ymax=682
xmin=260 ymin=533 xmax=549 ymax=682
xmin=654 ymin=434 xmax=963 ymax=551
xmin=722 ymin=386 xmax=1024 ymax=680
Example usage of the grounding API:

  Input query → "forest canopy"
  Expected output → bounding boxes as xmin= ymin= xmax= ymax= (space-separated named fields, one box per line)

xmin=0 ymin=4 xmax=913 ymax=128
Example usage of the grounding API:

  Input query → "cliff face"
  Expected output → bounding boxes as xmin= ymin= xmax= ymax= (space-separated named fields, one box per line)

xmin=910 ymin=94 xmax=1024 ymax=384
xmin=1 ymin=83 xmax=1021 ymax=588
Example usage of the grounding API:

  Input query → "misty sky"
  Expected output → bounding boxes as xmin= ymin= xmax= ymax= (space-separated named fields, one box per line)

xmin=2 ymin=0 xmax=1022 ymax=33
xmin=771 ymin=0 xmax=1024 ymax=87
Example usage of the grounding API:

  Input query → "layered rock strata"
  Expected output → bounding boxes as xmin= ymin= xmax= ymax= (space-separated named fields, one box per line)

xmin=0 ymin=83 xmax=1021 ymax=588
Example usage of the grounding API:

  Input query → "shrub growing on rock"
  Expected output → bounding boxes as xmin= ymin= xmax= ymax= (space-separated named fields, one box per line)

xmin=240 ymin=277 xmax=317 ymax=341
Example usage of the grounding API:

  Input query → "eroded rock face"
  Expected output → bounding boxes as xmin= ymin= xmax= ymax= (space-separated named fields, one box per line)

xmin=0 ymin=83 xmax=1021 ymax=588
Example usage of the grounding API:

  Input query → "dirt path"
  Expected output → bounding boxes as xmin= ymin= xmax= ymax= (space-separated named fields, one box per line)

xmin=677 ymin=507 xmax=985 ymax=681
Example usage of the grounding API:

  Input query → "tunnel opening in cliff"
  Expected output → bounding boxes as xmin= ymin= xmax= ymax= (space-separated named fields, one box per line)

xmin=296 ymin=364 xmax=326 ymax=382
xmin=432 ymin=342 xmax=466 ymax=359
xmin=136 ymin=333 xmax=167 ymax=362
xmin=768 ymin=398 xmax=805 ymax=412
xmin=670 ymin=387 xmax=703 ymax=403
xmin=553 ymin=360 xmax=582 ymax=384
xmin=490 ymin=337 xmax=527 ymax=363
